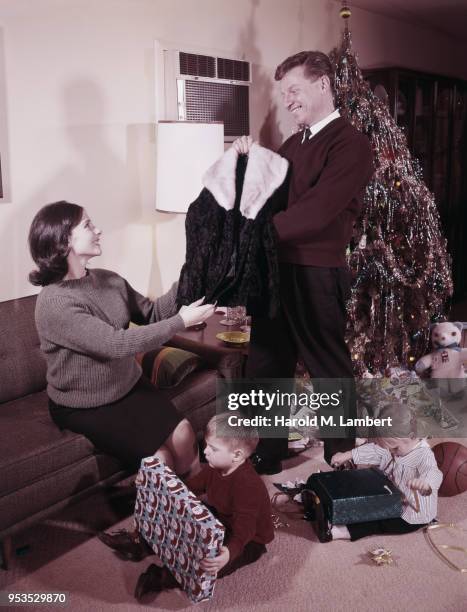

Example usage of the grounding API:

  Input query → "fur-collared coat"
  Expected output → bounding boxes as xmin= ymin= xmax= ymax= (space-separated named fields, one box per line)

xmin=177 ymin=143 xmax=289 ymax=318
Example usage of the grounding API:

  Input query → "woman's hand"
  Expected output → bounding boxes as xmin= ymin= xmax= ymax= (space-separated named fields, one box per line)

xmin=200 ymin=546 xmax=230 ymax=573
xmin=232 ymin=135 xmax=253 ymax=155
xmin=179 ymin=297 xmax=215 ymax=328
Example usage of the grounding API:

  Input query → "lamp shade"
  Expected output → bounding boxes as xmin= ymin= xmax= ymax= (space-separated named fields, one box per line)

xmin=155 ymin=121 xmax=224 ymax=212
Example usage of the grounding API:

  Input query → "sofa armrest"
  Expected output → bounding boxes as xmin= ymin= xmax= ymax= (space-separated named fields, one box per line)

xmin=164 ymin=336 xmax=245 ymax=379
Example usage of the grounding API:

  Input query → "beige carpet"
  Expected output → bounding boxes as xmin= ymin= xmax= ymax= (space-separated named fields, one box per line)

xmin=1 ymin=444 xmax=466 ymax=612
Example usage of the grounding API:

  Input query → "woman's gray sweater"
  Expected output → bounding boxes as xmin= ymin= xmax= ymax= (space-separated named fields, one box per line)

xmin=35 ymin=268 xmax=185 ymax=408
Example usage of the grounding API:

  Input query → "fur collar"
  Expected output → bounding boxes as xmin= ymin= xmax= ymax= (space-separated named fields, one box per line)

xmin=202 ymin=143 xmax=288 ymax=220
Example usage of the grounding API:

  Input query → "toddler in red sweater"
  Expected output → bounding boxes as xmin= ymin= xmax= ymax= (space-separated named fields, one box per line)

xmin=134 ymin=412 xmax=274 ymax=600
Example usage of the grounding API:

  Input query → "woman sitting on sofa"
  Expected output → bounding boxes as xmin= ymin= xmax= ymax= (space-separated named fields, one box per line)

xmin=28 ymin=200 xmax=214 ymax=481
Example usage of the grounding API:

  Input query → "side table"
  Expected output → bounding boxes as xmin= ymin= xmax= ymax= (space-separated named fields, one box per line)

xmin=168 ymin=312 xmax=248 ymax=379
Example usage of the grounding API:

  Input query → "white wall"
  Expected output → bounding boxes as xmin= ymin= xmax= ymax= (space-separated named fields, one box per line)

xmin=0 ymin=0 xmax=466 ymax=301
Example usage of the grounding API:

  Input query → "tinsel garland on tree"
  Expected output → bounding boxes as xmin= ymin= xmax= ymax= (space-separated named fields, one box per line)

xmin=329 ymin=12 xmax=453 ymax=376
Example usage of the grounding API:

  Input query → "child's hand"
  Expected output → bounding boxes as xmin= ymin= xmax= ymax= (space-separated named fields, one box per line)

xmin=331 ymin=451 xmax=352 ymax=467
xmin=408 ymin=478 xmax=432 ymax=496
xmin=135 ymin=471 xmax=144 ymax=485
xmin=200 ymin=546 xmax=230 ymax=573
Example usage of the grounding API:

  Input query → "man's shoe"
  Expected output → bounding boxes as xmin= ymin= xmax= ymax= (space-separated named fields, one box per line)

xmin=251 ymin=453 xmax=283 ymax=475
xmin=97 ymin=529 xmax=152 ymax=561
xmin=134 ymin=564 xmax=163 ymax=601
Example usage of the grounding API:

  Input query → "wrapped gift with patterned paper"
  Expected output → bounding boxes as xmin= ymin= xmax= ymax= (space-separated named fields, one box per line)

xmin=133 ymin=456 xmax=225 ymax=604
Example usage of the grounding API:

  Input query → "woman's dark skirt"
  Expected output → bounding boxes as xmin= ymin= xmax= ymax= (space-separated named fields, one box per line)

xmin=48 ymin=375 xmax=183 ymax=470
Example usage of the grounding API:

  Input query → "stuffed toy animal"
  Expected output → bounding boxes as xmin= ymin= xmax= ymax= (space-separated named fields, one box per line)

xmin=415 ymin=321 xmax=467 ymax=398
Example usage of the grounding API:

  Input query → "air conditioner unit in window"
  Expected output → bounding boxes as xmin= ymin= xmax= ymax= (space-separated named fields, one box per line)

xmin=163 ymin=50 xmax=251 ymax=142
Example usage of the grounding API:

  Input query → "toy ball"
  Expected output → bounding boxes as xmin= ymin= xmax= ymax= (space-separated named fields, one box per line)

xmin=432 ymin=442 xmax=467 ymax=496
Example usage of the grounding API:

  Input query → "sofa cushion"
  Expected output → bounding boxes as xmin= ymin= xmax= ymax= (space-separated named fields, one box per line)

xmin=167 ymin=369 xmax=216 ymax=412
xmin=0 ymin=368 xmax=217 ymax=497
xmin=167 ymin=369 xmax=217 ymax=434
xmin=0 ymin=391 xmax=97 ymax=496
xmin=0 ymin=454 xmax=126 ymax=537
xmin=0 ymin=295 xmax=47 ymax=403
xmin=137 ymin=347 xmax=202 ymax=388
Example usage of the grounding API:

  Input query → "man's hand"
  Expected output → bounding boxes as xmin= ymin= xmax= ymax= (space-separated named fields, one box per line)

xmin=232 ymin=135 xmax=253 ymax=155
xmin=200 ymin=546 xmax=230 ymax=573
xmin=408 ymin=478 xmax=432 ymax=496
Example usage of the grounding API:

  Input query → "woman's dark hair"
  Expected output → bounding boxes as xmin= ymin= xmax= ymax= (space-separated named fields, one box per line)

xmin=28 ymin=201 xmax=84 ymax=286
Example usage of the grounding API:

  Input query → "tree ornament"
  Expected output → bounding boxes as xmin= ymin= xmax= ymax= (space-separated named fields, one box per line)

xmin=340 ymin=5 xmax=352 ymax=20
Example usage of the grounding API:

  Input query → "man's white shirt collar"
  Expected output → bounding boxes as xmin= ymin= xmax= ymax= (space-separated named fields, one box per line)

xmin=301 ymin=109 xmax=340 ymax=143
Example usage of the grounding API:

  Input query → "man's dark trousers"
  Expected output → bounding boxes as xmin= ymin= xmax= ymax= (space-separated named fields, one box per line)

xmin=246 ymin=263 xmax=356 ymax=465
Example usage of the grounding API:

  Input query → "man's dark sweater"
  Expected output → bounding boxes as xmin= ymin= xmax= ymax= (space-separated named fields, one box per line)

xmin=273 ymin=116 xmax=374 ymax=267
xmin=186 ymin=459 xmax=274 ymax=561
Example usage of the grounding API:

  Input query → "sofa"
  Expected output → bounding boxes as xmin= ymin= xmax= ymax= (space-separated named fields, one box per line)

xmin=0 ymin=294 xmax=243 ymax=570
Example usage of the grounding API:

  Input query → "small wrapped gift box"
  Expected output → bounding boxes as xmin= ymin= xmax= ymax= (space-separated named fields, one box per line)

xmin=306 ymin=468 xmax=402 ymax=525
xmin=134 ymin=456 xmax=225 ymax=603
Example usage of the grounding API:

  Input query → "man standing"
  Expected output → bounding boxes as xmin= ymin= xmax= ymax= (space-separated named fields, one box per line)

xmin=235 ymin=51 xmax=374 ymax=473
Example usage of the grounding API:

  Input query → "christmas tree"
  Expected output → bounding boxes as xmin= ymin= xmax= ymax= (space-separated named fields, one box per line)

xmin=329 ymin=5 xmax=453 ymax=376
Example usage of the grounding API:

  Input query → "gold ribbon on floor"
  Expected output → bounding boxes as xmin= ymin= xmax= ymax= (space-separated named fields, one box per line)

xmin=369 ymin=547 xmax=393 ymax=566
xmin=270 ymin=491 xmax=304 ymax=520
xmin=424 ymin=523 xmax=467 ymax=573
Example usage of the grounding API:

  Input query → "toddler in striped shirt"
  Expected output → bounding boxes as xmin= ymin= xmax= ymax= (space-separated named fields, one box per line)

xmin=328 ymin=404 xmax=443 ymax=541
